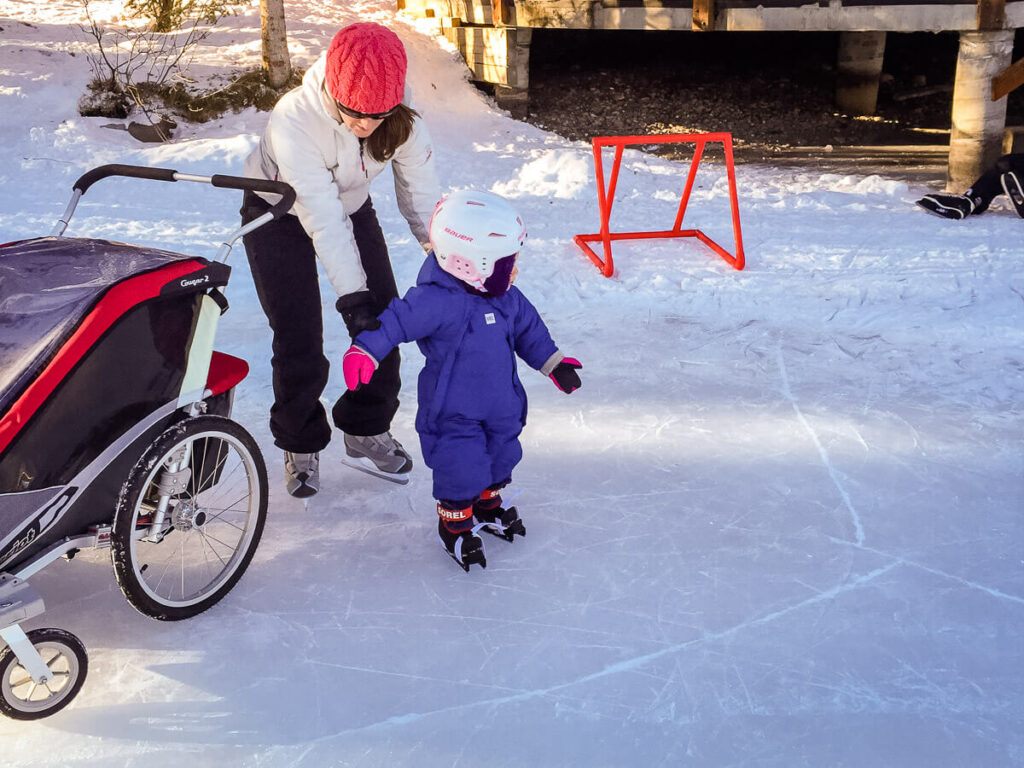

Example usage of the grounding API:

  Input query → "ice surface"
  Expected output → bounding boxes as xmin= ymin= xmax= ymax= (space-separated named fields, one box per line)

xmin=0 ymin=2 xmax=1021 ymax=766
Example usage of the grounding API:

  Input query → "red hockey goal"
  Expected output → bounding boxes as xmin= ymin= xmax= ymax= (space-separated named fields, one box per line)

xmin=574 ymin=132 xmax=746 ymax=277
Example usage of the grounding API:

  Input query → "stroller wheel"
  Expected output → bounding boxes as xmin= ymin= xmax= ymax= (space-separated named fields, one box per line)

xmin=0 ymin=628 xmax=88 ymax=720
xmin=111 ymin=414 xmax=268 ymax=621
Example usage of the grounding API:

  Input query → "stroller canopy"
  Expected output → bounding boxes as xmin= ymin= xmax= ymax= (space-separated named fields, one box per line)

xmin=0 ymin=237 xmax=206 ymax=417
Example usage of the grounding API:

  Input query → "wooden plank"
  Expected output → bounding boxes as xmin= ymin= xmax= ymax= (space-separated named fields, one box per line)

xmin=492 ymin=0 xmax=511 ymax=24
xmin=449 ymin=0 xmax=494 ymax=24
xmin=508 ymin=0 xmax=593 ymax=27
xmin=595 ymin=5 xmax=692 ymax=29
xmin=449 ymin=26 xmax=531 ymax=87
xmin=992 ymin=57 xmax=1024 ymax=101
xmin=425 ymin=0 xmax=1007 ymax=34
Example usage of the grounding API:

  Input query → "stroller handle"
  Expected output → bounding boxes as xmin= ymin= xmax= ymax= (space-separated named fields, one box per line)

xmin=54 ymin=164 xmax=297 ymax=262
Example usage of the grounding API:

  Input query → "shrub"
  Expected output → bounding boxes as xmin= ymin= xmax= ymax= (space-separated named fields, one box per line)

xmin=77 ymin=0 xmax=261 ymax=124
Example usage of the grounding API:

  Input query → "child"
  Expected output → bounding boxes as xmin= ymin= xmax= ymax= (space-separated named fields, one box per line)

xmin=342 ymin=190 xmax=582 ymax=571
xmin=916 ymin=153 xmax=1024 ymax=220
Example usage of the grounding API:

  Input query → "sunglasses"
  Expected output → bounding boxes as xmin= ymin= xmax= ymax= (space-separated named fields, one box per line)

xmin=335 ymin=99 xmax=398 ymax=121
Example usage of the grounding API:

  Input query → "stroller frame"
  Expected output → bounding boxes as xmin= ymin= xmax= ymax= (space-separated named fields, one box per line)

xmin=0 ymin=164 xmax=294 ymax=719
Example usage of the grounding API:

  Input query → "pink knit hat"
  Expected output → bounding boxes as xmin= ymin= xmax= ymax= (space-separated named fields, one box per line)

xmin=324 ymin=22 xmax=407 ymax=115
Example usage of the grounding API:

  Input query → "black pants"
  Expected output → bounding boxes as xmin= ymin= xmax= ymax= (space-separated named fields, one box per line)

xmin=240 ymin=192 xmax=401 ymax=453
xmin=967 ymin=153 xmax=1024 ymax=212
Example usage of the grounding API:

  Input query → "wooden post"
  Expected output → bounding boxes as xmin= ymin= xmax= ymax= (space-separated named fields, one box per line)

xmin=692 ymin=0 xmax=715 ymax=31
xmin=947 ymin=30 xmax=1014 ymax=192
xmin=976 ymin=0 xmax=1006 ymax=30
xmin=835 ymin=31 xmax=886 ymax=116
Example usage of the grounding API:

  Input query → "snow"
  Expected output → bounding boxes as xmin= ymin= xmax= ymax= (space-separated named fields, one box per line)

xmin=1 ymin=1 xmax=1023 ymax=765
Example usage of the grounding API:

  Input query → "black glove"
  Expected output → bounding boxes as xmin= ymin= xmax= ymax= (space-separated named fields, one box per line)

xmin=549 ymin=357 xmax=582 ymax=394
xmin=336 ymin=291 xmax=381 ymax=339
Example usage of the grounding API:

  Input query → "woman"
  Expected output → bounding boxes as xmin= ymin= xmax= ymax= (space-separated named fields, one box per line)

xmin=240 ymin=22 xmax=441 ymax=497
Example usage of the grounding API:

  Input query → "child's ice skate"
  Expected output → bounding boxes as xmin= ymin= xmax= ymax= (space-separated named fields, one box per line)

xmin=473 ymin=488 xmax=526 ymax=542
xmin=437 ymin=504 xmax=486 ymax=572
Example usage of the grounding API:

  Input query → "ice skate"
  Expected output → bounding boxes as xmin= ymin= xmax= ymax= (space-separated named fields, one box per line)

xmin=437 ymin=518 xmax=487 ymax=572
xmin=341 ymin=431 xmax=412 ymax=484
xmin=915 ymin=193 xmax=975 ymax=220
xmin=1001 ymin=171 xmax=1024 ymax=218
xmin=284 ymin=451 xmax=320 ymax=498
xmin=474 ymin=489 xmax=525 ymax=542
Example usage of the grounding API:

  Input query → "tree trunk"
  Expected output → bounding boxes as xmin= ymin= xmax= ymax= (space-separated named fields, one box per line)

xmin=261 ymin=0 xmax=291 ymax=89
xmin=153 ymin=0 xmax=177 ymax=32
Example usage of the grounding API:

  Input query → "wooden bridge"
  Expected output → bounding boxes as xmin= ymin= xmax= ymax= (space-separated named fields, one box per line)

xmin=400 ymin=0 xmax=1024 ymax=188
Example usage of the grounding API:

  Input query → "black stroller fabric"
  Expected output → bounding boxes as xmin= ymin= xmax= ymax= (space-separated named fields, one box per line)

xmin=0 ymin=237 xmax=198 ymax=416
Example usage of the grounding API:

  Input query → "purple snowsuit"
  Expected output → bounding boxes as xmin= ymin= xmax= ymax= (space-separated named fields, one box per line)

xmin=354 ymin=255 xmax=561 ymax=502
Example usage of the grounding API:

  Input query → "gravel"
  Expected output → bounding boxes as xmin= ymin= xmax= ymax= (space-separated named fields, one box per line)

xmin=522 ymin=29 xmax=1023 ymax=172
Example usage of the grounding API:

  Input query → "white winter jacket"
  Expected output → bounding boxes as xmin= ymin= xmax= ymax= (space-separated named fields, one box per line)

xmin=243 ymin=54 xmax=441 ymax=297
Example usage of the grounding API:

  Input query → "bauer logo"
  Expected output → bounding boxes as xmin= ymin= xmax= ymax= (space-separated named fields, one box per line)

xmin=444 ymin=226 xmax=473 ymax=242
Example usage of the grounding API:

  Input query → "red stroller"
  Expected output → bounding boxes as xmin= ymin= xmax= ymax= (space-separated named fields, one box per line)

xmin=0 ymin=165 xmax=294 ymax=719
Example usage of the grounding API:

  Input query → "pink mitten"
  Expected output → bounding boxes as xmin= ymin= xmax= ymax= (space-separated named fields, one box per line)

xmin=343 ymin=346 xmax=378 ymax=391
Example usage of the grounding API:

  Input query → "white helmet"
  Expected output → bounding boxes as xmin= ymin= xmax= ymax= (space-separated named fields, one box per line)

xmin=429 ymin=190 xmax=526 ymax=291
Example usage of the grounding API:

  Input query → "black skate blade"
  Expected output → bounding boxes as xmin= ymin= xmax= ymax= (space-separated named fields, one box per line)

xmin=505 ymin=507 xmax=526 ymax=538
xmin=439 ymin=534 xmax=487 ymax=572
xmin=479 ymin=524 xmax=513 ymax=542
xmin=448 ymin=548 xmax=486 ymax=572
xmin=480 ymin=525 xmax=519 ymax=542
xmin=479 ymin=506 xmax=525 ymax=542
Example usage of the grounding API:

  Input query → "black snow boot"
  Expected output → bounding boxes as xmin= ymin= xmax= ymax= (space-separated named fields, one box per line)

xmin=916 ymin=193 xmax=977 ymax=220
xmin=437 ymin=503 xmax=486 ymax=572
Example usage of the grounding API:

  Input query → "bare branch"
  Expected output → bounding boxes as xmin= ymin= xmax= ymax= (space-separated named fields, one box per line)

xmin=76 ymin=0 xmax=241 ymax=115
